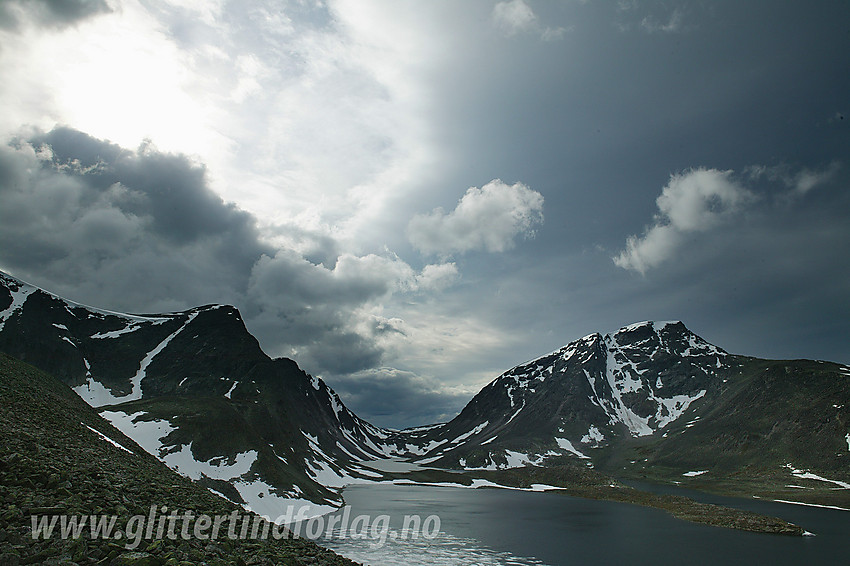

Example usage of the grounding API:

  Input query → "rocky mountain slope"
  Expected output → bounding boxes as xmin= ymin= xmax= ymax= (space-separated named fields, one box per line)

xmin=3 ymin=270 xmax=849 ymax=510
xmin=392 ymin=321 xmax=725 ymax=466
xmin=0 ymin=271 xmax=397 ymax=516
xmin=0 ymin=352 xmax=357 ymax=565
xmin=388 ymin=321 xmax=850 ymax=505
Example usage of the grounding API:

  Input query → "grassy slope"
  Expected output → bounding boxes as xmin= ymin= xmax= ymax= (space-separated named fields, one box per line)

xmin=0 ymin=353 xmax=357 ymax=566
xmin=600 ymin=358 xmax=850 ymax=508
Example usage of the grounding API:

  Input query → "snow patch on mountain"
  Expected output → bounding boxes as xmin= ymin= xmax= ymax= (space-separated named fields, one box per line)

xmin=653 ymin=390 xmax=706 ymax=429
xmin=580 ymin=425 xmax=604 ymax=446
xmin=555 ymin=438 xmax=589 ymax=459
xmin=451 ymin=421 xmax=489 ymax=444
xmin=102 ymin=410 xmax=174 ymax=453
xmin=91 ymin=323 xmax=144 ymax=339
xmin=103 ymin=410 xmax=244 ymax=479
xmin=82 ymin=423 xmax=134 ymax=454
xmin=601 ymin=343 xmax=654 ymax=436
xmin=505 ymin=401 xmax=525 ymax=425
xmin=74 ymin=379 xmax=129 ymax=407
xmin=0 ymin=279 xmax=36 ymax=331
xmin=784 ymin=464 xmax=850 ymax=489
xmin=462 ymin=449 xmax=553 ymax=471
xmin=165 ymin=446 xmax=258 ymax=481
xmin=328 ymin=391 xmax=345 ymax=419
xmin=234 ymin=480 xmax=335 ymax=521
xmin=126 ymin=311 xmax=200 ymax=402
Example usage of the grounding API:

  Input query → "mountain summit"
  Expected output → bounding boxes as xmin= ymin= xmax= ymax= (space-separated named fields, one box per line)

xmin=388 ymin=320 xmax=850 ymax=505
xmin=2 ymin=270 xmax=849 ymax=511
xmin=0 ymin=271 xmax=397 ymax=515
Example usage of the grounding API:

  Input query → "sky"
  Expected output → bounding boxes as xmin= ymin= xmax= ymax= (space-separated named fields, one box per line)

xmin=0 ymin=0 xmax=848 ymax=429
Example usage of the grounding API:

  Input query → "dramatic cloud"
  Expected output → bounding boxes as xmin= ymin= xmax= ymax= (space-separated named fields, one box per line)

xmin=2 ymin=1 xmax=849 ymax=426
xmin=0 ymin=128 xmax=267 ymax=310
xmin=408 ymin=180 xmax=544 ymax=256
xmin=245 ymin=250 xmax=457 ymax=374
xmin=613 ymin=168 xmax=753 ymax=274
xmin=328 ymin=368 xmax=472 ymax=430
xmin=0 ymin=127 xmax=456 ymax=379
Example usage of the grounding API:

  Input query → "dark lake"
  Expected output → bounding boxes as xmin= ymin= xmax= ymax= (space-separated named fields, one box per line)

xmin=315 ymin=483 xmax=850 ymax=565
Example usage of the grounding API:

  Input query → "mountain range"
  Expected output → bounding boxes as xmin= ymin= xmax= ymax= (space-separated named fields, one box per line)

xmin=2 ymin=270 xmax=848 ymax=516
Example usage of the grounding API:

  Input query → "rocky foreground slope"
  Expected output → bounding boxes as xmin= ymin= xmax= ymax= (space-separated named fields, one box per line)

xmin=0 ymin=353 xmax=357 ymax=565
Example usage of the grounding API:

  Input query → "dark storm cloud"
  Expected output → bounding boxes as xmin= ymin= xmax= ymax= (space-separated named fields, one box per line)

xmin=28 ymin=128 xmax=260 ymax=247
xmin=0 ymin=127 xmax=462 ymax=424
xmin=233 ymin=225 xmax=397 ymax=374
xmin=0 ymin=128 xmax=387 ymax=373
xmin=0 ymin=0 xmax=110 ymax=31
xmin=329 ymin=368 xmax=470 ymax=430
xmin=0 ymin=127 xmax=269 ymax=305
xmin=244 ymin=249 xmax=419 ymax=373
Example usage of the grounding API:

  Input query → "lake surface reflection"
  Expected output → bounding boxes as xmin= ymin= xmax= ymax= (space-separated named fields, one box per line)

xmin=318 ymin=483 xmax=850 ymax=565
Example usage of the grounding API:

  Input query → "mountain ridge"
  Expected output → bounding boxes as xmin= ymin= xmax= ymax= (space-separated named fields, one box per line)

xmin=2 ymin=269 xmax=849 ymax=513
xmin=0 ymin=270 xmax=400 ymax=515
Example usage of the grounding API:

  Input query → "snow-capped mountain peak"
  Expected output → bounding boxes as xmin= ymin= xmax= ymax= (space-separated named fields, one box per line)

xmin=389 ymin=320 xmax=732 ymax=469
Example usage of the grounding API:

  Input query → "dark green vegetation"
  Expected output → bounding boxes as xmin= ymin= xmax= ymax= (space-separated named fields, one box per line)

xmin=601 ymin=357 xmax=850 ymax=509
xmin=0 ymin=354 xmax=358 ymax=566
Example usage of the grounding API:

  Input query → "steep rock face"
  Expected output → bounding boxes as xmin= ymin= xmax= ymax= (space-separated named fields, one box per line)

xmin=0 ymin=272 xmax=267 ymax=402
xmin=0 ymin=271 xmax=396 ymax=513
xmin=390 ymin=321 xmax=850 ymax=486
xmin=392 ymin=321 xmax=727 ymax=468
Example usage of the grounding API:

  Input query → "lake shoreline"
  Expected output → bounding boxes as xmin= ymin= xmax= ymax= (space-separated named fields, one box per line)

xmin=343 ymin=461 xmax=806 ymax=536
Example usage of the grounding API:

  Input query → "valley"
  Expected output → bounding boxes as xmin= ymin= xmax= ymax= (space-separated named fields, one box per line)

xmin=2 ymin=269 xmax=850 ymax=564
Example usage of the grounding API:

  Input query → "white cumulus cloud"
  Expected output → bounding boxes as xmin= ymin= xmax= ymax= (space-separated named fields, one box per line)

xmin=416 ymin=262 xmax=460 ymax=291
xmin=408 ymin=179 xmax=544 ymax=256
xmin=614 ymin=168 xmax=753 ymax=274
